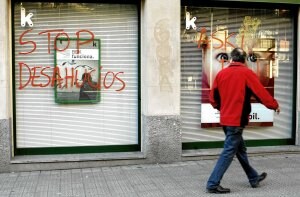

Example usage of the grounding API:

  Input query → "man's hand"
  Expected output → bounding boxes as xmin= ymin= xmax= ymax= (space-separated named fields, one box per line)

xmin=275 ymin=108 xmax=280 ymax=114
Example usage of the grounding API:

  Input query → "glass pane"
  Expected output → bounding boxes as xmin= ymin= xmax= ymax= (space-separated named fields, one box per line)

xmin=181 ymin=6 xmax=294 ymax=142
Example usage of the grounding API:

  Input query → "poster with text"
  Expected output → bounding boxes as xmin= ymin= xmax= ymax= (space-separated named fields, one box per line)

xmin=199 ymin=16 xmax=276 ymax=128
xmin=55 ymin=38 xmax=101 ymax=104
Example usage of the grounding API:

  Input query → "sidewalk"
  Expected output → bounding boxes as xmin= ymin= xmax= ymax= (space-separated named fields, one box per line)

xmin=1 ymin=153 xmax=300 ymax=197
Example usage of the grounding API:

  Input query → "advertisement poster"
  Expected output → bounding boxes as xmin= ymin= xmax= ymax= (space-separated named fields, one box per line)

xmin=55 ymin=38 xmax=101 ymax=104
xmin=199 ymin=16 xmax=277 ymax=128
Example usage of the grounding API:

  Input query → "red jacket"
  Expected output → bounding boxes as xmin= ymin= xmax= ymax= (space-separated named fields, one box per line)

xmin=209 ymin=62 xmax=279 ymax=127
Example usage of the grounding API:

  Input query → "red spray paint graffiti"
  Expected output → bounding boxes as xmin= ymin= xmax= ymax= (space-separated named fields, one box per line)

xmin=17 ymin=29 xmax=126 ymax=91
xmin=18 ymin=63 xmax=126 ymax=91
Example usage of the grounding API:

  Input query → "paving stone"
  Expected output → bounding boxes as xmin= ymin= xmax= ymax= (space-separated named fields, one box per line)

xmin=137 ymin=190 xmax=165 ymax=197
xmin=2 ymin=154 xmax=300 ymax=196
xmin=34 ymin=191 xmax=48 ymax=197
xmin=22 ymin=193 xmax=35 ymax=197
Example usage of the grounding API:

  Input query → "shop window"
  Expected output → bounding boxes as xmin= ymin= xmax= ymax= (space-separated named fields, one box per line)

xmin=180 ymin=5 xmax=295 ymax=147
xmin=13 ymin=2 xmax=140 ymax=154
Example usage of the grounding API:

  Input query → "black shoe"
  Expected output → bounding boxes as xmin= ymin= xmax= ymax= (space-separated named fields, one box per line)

xmin=207 ymin=185 xmax=231 ymax=194
xmin=251 ymin=172 xmax=267 ymax=188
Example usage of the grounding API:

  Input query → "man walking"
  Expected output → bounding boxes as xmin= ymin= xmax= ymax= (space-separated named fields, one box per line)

xmin=206 ymin=48 xmax=280 ymax=194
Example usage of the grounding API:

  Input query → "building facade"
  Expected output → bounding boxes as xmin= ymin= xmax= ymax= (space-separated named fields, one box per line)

xmin=0 ymin=0 xmax=300 ymax=172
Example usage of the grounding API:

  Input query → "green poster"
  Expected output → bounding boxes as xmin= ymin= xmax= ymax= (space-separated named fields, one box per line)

xmin=54 ymin=38 xmax=101 ymax=104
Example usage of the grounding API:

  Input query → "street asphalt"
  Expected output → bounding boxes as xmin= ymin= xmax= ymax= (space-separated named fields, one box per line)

xmin=1 ymin=153 xmax=300 ymax=197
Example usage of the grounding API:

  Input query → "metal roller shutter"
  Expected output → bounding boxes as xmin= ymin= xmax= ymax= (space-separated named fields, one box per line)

xmin=14 ymin=3 xmax=139 ymax=148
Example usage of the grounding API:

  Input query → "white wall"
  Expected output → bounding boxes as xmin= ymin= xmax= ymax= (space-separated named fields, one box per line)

xmin=296 ymin=7 xmax=300 ymax=145
xmin=141 ymin=0 xmax=181 ymax=116
xmin=0 ymin=0 xmax=11 ymax=120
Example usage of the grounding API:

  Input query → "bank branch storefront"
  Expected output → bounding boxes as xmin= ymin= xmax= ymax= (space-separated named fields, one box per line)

xmin=13 ymin=1 xmax=140 ymax=155
xmin=0 ymin=0 xmax=299 ymax=172
xmin=180 ymin=1 xmax=297 ymax=149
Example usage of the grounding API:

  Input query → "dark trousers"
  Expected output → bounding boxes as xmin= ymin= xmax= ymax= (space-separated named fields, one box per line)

xmin=206 ymin=126 xmax=259 ymax=189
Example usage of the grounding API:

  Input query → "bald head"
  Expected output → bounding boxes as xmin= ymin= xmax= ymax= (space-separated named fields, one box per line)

xmin=231 ymin=48 xmax=247 ymax=63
